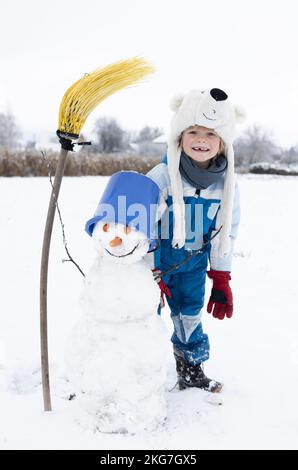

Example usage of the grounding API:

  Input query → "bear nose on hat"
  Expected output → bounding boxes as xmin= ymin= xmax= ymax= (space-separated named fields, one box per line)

xmin=210 ymin=88 xmax=228 ymax=101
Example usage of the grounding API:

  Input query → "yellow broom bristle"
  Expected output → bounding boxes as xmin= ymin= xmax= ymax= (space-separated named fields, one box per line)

xmin=58 ymin=57 xmax=155 ymax=136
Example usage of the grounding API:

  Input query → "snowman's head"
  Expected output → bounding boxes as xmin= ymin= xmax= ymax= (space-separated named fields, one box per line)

xmin=92 ymin=221 xmax=150 ymax=265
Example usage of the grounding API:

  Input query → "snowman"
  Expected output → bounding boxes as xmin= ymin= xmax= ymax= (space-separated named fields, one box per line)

xmin=65 ymin=171 xmax=168 ymax=434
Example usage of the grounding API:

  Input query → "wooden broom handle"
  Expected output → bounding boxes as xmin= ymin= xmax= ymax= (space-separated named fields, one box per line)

xmin=40 ymin=148 xmax=68 ymax=411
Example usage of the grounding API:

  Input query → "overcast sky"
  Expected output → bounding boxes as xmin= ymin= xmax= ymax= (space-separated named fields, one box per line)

xmin=1 ymin=0 xmax=298 ymax=147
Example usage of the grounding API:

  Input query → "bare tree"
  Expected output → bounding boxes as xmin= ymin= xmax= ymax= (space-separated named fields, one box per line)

xmin=25 ymin=139 xmax=37 ymax=150
xmin=135 ymin=126 xmax=163 ymax=143
xmin=0 ymin=112 xmax=21 ymax=149
xmin=92 ymin=117 xmax=130 ymax=153
xmin=279 ymin=146 xmax=298 ymax=165
xmin=234 ymin=124 xmax=280 ymax=168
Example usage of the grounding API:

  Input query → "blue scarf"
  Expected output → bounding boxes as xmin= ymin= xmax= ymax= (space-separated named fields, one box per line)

xmin=179 ymin=151 xmax=227 ymax=189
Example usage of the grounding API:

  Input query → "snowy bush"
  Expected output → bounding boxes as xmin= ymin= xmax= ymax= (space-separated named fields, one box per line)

xmin=249 ymin=162 xmax=298 ymax=175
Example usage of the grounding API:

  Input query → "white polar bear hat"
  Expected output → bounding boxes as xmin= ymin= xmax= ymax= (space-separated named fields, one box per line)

xmin=168 ymin=88 xmax=245 ymax=257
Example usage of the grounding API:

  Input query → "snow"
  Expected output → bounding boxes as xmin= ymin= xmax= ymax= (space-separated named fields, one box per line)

xmin=1 ymin=173 xmax=298 ymax=449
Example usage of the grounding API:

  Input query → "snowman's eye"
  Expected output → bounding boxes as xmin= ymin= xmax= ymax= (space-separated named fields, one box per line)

xmin=124 ymin=225 xmax=131 ymax=234
xmin=103 ymin=223 xmax=109 ymax=232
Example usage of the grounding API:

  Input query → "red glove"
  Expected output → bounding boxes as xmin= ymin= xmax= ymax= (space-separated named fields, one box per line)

xmin=152 ymin=269 xmax=172 ymax=308
xmin=207 ymin=270 xmax=233 ymax=320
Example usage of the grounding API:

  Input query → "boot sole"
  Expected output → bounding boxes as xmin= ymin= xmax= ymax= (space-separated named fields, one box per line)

xmin=178 ymin=380 xmax=223 ymax=393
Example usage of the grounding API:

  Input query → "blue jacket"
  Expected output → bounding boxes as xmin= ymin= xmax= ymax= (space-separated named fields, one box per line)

xmin=147 ymin=159 xmax=240 ymax=272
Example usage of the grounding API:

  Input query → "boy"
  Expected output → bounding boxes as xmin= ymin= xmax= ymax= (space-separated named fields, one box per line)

xmin=147 ymin=88 xmax=245 ymax=392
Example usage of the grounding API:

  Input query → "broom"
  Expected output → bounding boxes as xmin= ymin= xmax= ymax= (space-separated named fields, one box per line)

xmin=40 ymin=57 xmax=154 ymax=411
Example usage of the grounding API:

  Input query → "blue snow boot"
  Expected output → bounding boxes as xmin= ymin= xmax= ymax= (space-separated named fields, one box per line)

xmin=174 ymin=354 xmax=223 ymax=393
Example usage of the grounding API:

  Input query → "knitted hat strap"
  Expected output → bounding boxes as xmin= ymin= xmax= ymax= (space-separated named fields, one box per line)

xmin=218 ymin=143 xmax=235 ymax=257
xmin=167 ymin=140 xmax=186 ymax=248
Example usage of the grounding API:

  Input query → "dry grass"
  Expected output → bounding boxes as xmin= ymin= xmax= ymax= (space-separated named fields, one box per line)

xmin=0 ymin=150 xmax=161 ymax=177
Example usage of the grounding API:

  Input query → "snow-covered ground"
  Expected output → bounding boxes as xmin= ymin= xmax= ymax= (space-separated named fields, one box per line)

xmin=1 ymin=173 xmax=298 ymax=450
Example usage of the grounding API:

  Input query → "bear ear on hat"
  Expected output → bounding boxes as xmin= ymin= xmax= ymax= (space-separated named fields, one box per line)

xmin=234 ymin=105 xmax=247 ymax=124
xmin=169 ymin=93 xmax=185 ymax=112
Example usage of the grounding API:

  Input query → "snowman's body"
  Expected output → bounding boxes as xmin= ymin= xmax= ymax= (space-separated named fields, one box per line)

xmin=66 ymin=221 xmax=168 ymax=434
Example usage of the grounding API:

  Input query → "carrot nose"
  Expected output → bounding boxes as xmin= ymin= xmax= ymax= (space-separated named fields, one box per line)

xmin=109 ymin=236 xmax=122 ymax=247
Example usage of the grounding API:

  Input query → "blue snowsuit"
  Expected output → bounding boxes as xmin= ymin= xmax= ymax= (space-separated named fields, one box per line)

xmin=147 ymin=157 xmax=240 ymax=365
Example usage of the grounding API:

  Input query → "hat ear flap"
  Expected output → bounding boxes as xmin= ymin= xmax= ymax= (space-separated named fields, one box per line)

xmin=234 ymin=105 xmax=247 ymax=124
xmin=169 ymin=93 xmax=185 ymax=112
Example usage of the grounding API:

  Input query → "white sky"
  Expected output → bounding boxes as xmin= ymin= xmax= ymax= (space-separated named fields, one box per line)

xmin=1 ymin=0 xmax=298 ymax=147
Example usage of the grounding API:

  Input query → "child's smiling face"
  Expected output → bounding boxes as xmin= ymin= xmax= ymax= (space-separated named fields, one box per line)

xmin=181 ymin=125 xmax=221 ymax=168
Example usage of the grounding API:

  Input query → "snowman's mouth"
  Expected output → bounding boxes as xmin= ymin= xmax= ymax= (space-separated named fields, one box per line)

xmin=104 ymin=243 xmax=140 ymax=258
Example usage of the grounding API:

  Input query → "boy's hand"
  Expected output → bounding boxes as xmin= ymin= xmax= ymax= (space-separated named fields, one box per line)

xmin=207 ymin=270 xmax=233 ymax=320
